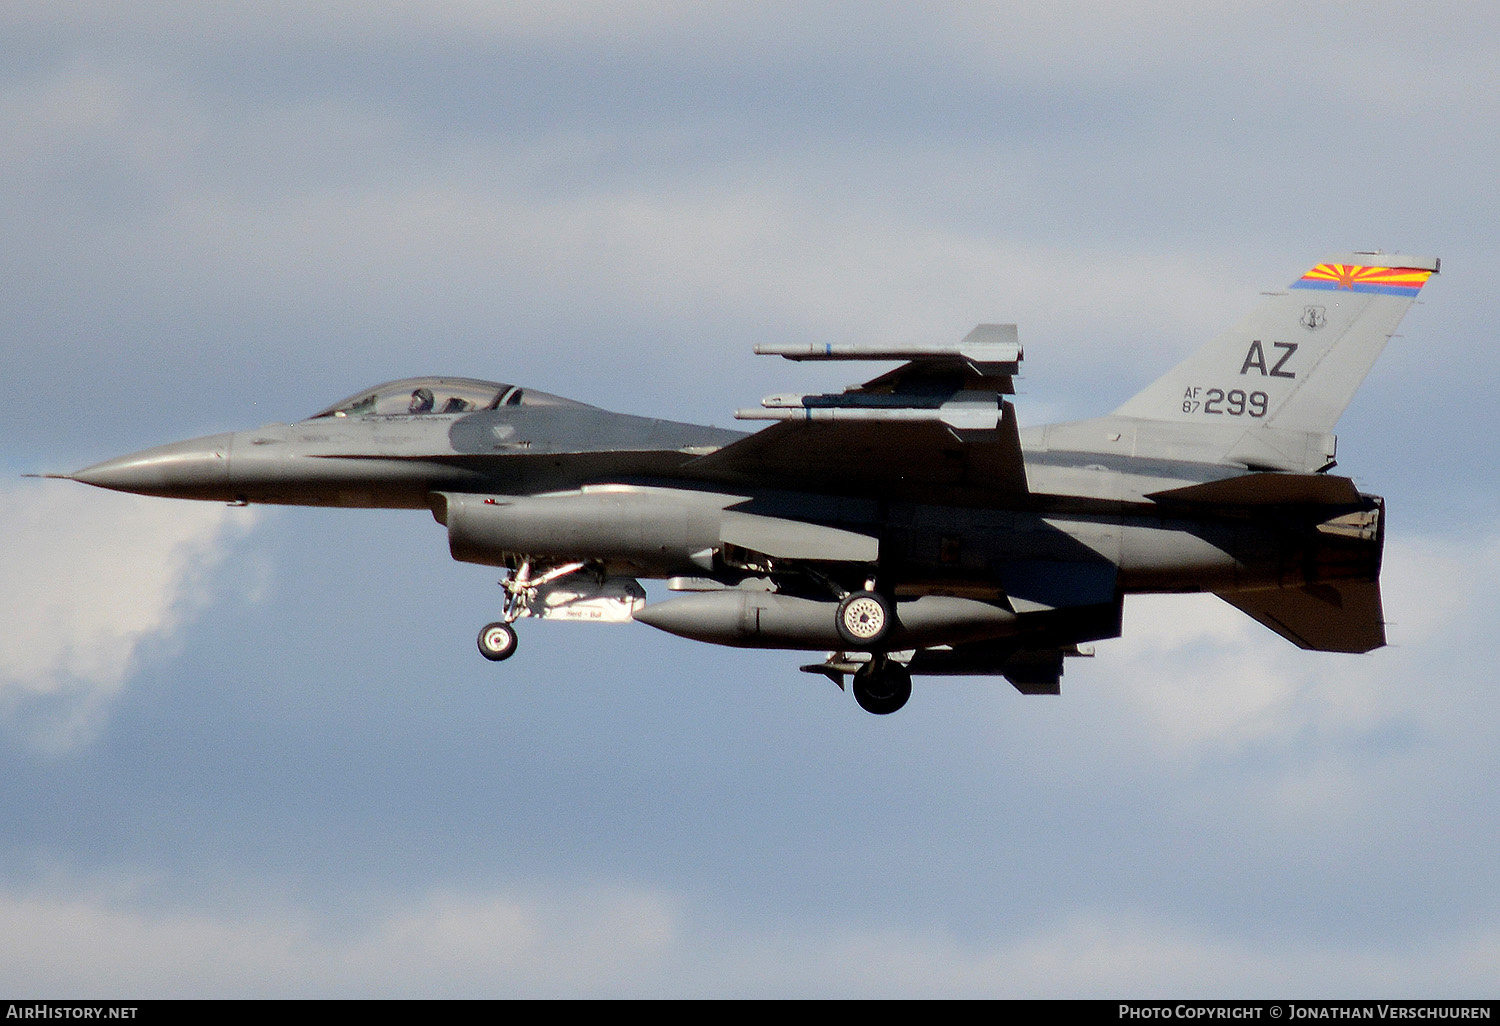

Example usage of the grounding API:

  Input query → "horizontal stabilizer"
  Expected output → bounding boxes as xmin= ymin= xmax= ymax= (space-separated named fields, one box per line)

xmin=1218 ymin=581 xmax=1385 ymax=653
xmin=1147 ymin=472 xmax=1362 ymax=507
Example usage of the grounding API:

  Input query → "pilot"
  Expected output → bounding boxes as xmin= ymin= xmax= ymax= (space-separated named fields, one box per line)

xmin=408 ymin=387 xmax=435 ymax=414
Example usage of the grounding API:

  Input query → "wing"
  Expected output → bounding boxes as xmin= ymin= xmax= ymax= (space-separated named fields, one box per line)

xmin=685 ymin=324 xmax=1029 ymax=504
xmin=685 ymin=405 xmax=1026 ymax=502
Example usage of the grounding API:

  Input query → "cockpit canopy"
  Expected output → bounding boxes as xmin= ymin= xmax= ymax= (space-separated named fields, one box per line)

xmin=309 ymin=377 xmax=588 ymax=419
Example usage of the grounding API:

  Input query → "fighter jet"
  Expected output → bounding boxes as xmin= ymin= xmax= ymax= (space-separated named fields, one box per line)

xmin=58 ymin=253 xmax=1439 ymax=713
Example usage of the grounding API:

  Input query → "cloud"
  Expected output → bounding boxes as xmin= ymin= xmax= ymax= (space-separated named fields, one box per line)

xmin=0 ymin=1 xmax=750 ymax=48
xmin=1053 ymin=526 xmax=1500 ymax=854
xmin=0 ymin=50 xmax=1250 ymax=329
xmin=0 ymin=481 xmax=257 ymax=749
xmin=1102 ymin=529 xmax=1500 ymax=756
xmin=5 ymin=8 xmax=1483 ymax=437
xmin=0 ymin=880 xmax=677 ymax=998
xmin=1 ymin=880 xmax=1495 ymax=997
xmin=1 ymin=47 xmax=1277 ymax=432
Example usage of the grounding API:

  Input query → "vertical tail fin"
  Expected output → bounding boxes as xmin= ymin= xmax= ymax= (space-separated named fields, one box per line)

xmin=1114 ymin=253 xmax=1439 ymax=437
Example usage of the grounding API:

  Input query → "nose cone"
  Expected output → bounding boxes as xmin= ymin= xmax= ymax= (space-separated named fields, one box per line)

xmin=70 ymin=432 xmax=235 ymax=501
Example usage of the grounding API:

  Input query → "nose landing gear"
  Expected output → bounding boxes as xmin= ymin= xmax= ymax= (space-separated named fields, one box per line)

xmin=476 ymin=559 xmax=580 ymax=664
xmin=475 ymin=559 xmax=646 ymax=664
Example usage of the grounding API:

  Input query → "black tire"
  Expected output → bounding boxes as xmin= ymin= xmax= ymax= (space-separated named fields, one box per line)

xmin=477 ymin=621 xmax=518 ymax=661
xmin=836 ymin=590 xmax=892 ymax=648
xmin=852 ymin=663 xmax=912 ymax=715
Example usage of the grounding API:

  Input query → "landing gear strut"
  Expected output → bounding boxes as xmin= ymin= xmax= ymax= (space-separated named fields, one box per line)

xmin=475 ymin=560 xmax=591 ymax=664
xmin=851 ymin=657 xmax=912 ymax=715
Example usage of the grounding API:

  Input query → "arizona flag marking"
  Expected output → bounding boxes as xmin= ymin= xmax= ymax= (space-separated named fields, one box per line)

xmin=1292 ymin=263 xmax=1433 ymax=297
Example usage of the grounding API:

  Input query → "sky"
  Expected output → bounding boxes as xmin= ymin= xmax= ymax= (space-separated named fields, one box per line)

xmin=2 ymin=1 xmax=1498 ymax=998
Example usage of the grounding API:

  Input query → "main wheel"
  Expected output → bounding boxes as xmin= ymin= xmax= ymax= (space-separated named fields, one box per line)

xmin=836 ymin=590 xmax=892 ymax=647
xmin=852 ymin=664 xmax=912 ymax=715
xmin=477 ymin=621 xmax=518 ymax=661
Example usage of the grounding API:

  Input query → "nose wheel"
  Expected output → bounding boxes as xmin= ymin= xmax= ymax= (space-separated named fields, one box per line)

xmin=477 ymin=621 xmax=518 ymax=661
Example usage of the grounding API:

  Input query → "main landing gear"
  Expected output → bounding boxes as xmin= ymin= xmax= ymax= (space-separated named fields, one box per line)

xmin=850 ymin=656 xmax=912 ymax=715
xmin=828 ymin=583 xmax=906 ymax=713
xmin=835 ymin=589 xmax=892 ymax=648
